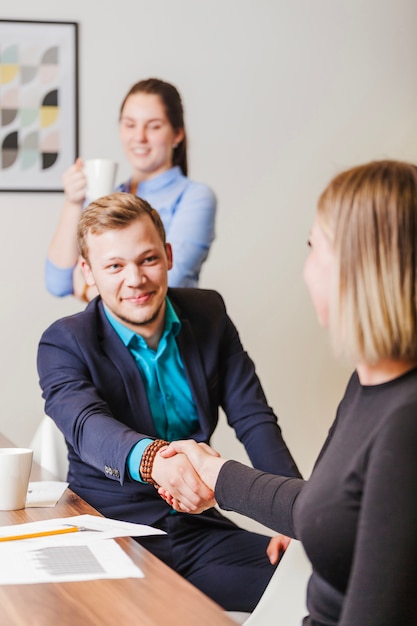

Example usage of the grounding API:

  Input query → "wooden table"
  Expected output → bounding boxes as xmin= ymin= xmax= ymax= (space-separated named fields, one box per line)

xmin=0 ymin=434 xmax=235 ymax=626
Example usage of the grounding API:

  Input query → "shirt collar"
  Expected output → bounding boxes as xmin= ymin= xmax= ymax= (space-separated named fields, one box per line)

xmin=103 ymin=297 xmax=181 ymax=348
xmin=118 ymin=166 xmax=182 ymax=194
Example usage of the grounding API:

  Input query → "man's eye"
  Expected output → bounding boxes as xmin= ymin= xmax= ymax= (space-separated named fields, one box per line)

xmin=143 ymin=256 xmax=157 ymax=264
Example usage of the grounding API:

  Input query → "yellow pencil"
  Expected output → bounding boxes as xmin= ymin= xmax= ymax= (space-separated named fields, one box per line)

xmin=0 ymin=526 xmax=79 ymax=542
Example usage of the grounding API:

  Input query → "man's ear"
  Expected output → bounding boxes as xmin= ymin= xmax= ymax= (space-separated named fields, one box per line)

xmin=165 ymin=243 xmax=173 ymax=270
xmin=80 ymin=257 xmax=96 ymax=286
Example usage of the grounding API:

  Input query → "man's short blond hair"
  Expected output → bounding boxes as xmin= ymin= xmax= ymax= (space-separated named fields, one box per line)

xmin=78 ymin=192 xmax=166 ymax=262
xmin=317 ymin=160 xmax=417 ymax=364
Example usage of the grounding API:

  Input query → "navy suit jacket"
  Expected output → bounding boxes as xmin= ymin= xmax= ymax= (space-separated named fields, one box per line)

xmin=37 ymin=288 xmax=300 ymax=527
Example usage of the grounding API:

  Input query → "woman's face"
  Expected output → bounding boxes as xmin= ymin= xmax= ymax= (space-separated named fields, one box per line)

xmin=303 ymin=216 xmax=334 ymax=328
xmin=119 ymin=93 xmax=184 ymax=181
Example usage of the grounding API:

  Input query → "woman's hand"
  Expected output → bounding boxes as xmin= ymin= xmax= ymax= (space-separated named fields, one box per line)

xmin=266 ymin=534 xmax=291 ymax=565
xmin=63 ymin=157 xmax=87 ymax=205
xmin=157 ymin=440 xmax=225 ymax=511
xmin=153 ymin=443 xmax=217 ymax=513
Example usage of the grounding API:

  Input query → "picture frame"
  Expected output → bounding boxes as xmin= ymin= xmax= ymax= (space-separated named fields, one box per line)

xmin=0 ymin=19 xmax=79 ymax=192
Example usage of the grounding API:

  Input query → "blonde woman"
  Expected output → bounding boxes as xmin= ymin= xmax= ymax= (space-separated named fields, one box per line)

xmin=160 ymin=160 xmax=417 ymax=625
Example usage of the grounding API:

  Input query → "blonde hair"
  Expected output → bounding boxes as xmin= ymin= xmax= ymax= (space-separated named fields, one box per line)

xmin=78 ymin=192 xmax=166 ymax=262
xmin=317 ymin=160 xmax=417 ymax=364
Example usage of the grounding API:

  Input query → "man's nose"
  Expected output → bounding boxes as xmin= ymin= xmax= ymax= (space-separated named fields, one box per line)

xmin=125 ymin=264 xmax=146 ymax=286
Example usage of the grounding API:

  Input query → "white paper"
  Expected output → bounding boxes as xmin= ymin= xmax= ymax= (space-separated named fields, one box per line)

xmin=0 ymin=515 xmax=165 ymax=585
xmin=26 ymin=481 xmax=69 ymax=507
xmin=0 ymin=538 xmax=144 ymax=584
xmin=0 ymin=514 xmax=166 ymax=543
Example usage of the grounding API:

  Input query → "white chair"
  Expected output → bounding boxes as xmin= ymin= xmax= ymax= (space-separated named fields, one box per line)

xmin=227 ymin=612 xmax=251 ymax=624
xmin=30 ymin=415 xmax=68 ymax=480
xmin=243 ymin=539 xmax=312 ymax=626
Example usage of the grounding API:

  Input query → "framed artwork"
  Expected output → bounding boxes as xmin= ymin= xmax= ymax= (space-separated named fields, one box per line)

xmin=0 ymin=19 xmax=79 ymax=192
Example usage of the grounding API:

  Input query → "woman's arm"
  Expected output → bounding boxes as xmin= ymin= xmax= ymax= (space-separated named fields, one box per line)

xmin=166 ymin=183 xmax=216 ymax=287
xmin=48 ymin=158 xmax=86 ymax=269
xmin=46 ymin=158 xmax=98 ymax=302
xmin=46 ymin=158 xmax=86 ymax=298
xmin=159 ymin=440 xmax=304 ymax=539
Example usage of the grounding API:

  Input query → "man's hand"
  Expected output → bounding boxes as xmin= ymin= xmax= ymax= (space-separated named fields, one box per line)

xmin=152 ymin=447 xmax=216 ymax=513
xmin=159 ymin=440 xmax=226 ymax=495
xmin=266 ymin=534 xmax=291 ymax=565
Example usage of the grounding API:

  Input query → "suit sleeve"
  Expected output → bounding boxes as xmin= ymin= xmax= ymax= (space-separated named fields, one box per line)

xmin=37 ymin=320 xmax=148 ymax=484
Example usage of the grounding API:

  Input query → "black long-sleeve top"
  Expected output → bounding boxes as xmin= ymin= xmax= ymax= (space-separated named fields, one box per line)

xmin=215 ymin=369 xmax=417 ymax=625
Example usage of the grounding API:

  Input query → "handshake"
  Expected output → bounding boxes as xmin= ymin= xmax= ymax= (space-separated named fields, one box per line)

xmin=152 ymin=440 xmax=227 ymax=514
xmin=152 ymin=439 xmax=291 ymax=564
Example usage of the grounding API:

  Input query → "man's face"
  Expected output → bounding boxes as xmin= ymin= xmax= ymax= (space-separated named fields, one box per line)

xmin=82 ymin=216 xmax=172 ymax=343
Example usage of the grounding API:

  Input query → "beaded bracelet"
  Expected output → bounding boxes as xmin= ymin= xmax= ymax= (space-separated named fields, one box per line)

xmin=140 ymin=439 xmax=169 ymax=486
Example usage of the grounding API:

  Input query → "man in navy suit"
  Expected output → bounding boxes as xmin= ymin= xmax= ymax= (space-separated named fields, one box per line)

xmin=37 ymin=192 xmax=300 ymax=612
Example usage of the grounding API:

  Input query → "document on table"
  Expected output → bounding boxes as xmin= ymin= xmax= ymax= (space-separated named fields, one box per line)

xmin=0 ymin=514 xmax=166 ymax=585
xmin=0 ymin=538 xmax=144 ymax=584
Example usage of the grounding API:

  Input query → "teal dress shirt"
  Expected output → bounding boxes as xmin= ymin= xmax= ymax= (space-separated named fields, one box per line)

xmin=104 ymin=298 xmax=199 ymax=482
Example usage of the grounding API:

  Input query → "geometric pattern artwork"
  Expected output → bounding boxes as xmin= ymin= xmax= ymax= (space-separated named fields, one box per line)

xmin=0 ymin=20 xmax=78 ymax=191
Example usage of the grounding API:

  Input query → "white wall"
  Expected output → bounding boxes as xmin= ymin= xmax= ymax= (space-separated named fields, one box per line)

xmin=1 ymin=1 xmax=417 ymax=532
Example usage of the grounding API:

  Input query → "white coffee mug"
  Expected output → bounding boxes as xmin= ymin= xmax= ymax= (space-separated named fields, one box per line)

xmin=84 ymin=159 xmax=118 ymax=201
xmin=0 ymin=448 xmax=33 ymax=510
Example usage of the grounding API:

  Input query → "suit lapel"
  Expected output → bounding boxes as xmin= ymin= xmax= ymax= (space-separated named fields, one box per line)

xmin=96 ymin=302 xmax=157 ymax=436
xmin=175 ymin=315 xmax=212 ymax=437
xmin=94 ymin=297 xmax=212 ymax=440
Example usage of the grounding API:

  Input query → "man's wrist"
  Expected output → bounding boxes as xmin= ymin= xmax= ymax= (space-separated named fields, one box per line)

xmin=127 ymin=438 xmax=154 ymax=482
xmin=139 ymin=439 xmax=170 ymax=486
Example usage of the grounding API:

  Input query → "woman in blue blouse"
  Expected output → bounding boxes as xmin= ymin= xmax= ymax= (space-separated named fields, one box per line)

xmin=46 ymin=78 xmax=216 ymax=302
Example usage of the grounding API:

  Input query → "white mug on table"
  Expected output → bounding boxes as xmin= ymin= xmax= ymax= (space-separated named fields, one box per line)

xmin=0 ymin=448 xmax=33 ymax=510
